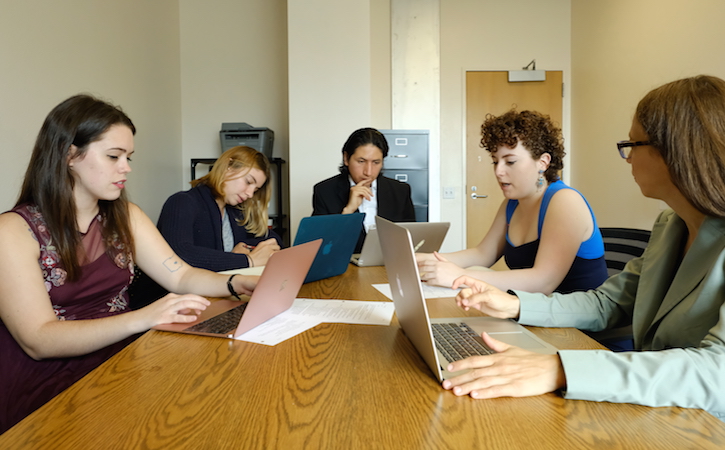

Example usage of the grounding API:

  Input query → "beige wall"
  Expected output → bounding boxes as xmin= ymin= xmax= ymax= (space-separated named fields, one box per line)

xmin=178 ymin=0 xmax=289 ymax=180
xmin=3 ymin=0 xmax=724 ymax=240
xmin=287 ymin=0 xmax=377 ymax=238
xmin=0 ymin=0 xmax=182 ymax=221
xmin=439 ymin=0 xmax=572 ymax=250
xmin=571 ymin=0 xmax=725 ymax=230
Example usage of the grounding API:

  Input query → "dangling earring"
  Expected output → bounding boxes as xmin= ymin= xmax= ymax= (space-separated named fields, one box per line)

xmin=536 ymin=170 xmax=545 ymax=191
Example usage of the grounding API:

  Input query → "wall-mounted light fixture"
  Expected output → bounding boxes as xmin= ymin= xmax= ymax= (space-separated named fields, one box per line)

xmin=508 ymin=59 xmax=546 ymax=82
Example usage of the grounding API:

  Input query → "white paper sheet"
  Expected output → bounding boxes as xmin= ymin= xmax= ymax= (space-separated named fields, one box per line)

xmin=290 ymin=298 xmax=395 ymax=325
xmin=235 ymin=298 xmax=395 ymax=346
xmin=235 ymin=310 xmax=322 ymax=345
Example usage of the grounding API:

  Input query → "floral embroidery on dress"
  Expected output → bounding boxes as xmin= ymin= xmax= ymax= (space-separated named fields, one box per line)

xmin=52 ymin=305 xmax=67 ymax=320
xmin=47 ymin=267 xmax=68 ymax=288
xmin=106 ymin=285 xmax=129 ymax=313
xmin=20 ymin=205 xmax=134 ymax=315
xmin=108 ymin=231 xmax=133 ymax=270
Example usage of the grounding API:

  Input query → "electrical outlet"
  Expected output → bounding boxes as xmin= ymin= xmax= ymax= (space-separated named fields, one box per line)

xmin=443 ymin=187 xmax=455 ymax=199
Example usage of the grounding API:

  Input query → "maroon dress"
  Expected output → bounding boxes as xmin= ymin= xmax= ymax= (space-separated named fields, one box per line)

xmin=0 ymin=204 xmax=136 ymax=433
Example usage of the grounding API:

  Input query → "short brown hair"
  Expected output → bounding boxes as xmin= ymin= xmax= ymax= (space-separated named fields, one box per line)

xmin=192 ymin=146 xmax=272 ymax=236
xmin=480 ymin=109 xmax=565 ymax=183
xmin=636 ymin=75 xmax=725 ymax=217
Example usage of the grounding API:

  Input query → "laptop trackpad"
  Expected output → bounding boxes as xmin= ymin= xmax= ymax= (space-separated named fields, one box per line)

xmin=487 ymin=332 xmax=547 ymax=350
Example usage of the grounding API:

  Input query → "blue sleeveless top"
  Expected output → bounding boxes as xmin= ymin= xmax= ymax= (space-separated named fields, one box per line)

xmin=504 ymin=180 xmax=608 ymax=293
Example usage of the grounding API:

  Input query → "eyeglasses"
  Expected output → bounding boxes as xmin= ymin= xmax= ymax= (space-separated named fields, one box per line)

xmin=616 ymin=140 xmax=651 ymax=159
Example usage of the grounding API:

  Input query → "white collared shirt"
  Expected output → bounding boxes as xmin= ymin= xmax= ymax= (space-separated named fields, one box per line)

xmin=349 ymin=176 xmax=378 ymax=232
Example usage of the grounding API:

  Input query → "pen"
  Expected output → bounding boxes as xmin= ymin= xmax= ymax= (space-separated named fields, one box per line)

xmin=413 ymin=239 xmax=425 ymax=252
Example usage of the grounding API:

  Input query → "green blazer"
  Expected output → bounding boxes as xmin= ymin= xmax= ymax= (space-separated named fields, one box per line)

xmin=516 ymin=209 xmax=725 ymax=421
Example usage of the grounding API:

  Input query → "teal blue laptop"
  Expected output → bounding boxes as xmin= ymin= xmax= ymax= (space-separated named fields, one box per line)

xmin=293 ymin=213 xmax=365 ymax=283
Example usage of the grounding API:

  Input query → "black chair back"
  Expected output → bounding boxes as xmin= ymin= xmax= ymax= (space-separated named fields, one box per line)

xmin=600 ymin=227 xmax=651 ymax=276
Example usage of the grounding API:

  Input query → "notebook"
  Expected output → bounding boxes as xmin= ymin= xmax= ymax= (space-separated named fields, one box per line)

xmin=375 ymin=216 xmax=558 ymax=381
xmin=152 ymin=239 xmax=321 ymax=338
xmin=351 ymin=221 xmax=451 ymax=267
xmin=293 ymin=213 xmax=365 ymax=283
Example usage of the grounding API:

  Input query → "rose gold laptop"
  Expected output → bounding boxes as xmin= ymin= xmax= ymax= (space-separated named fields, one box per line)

xmin=152 ymin=239 xmax=321 ymax=339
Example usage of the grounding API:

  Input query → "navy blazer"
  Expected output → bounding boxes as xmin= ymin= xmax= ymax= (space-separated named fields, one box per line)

xmin=312 ymin=173 xmax=416 ymax=252
xmin=157 ymin=184 xmax=281 ymax=272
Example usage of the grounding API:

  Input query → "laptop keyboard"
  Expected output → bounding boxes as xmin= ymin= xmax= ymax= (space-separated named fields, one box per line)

xmin=184 ymin=303 xmax=248 ymax=335
xmin=432 ymin=322 xmax=493 ymax=363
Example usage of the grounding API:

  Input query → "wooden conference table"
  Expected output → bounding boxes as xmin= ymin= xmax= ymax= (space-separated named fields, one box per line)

xmin=2 ymin=266 xmax=725 ymax=449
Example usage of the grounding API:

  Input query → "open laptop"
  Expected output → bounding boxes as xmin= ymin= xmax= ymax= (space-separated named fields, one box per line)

xmin=351 ymin=221 xmax=450 ymax=267
xmin=153 ymin=239 xmax=321 ymax=339
xmin=375 ymin=216 xmax=558 ymax=381
xmin=293 ymin=213 xmax=364 ymax=283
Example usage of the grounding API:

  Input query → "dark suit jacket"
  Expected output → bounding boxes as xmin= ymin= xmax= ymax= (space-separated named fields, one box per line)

xmin=312 ymin=173 xmax=416 ymax=252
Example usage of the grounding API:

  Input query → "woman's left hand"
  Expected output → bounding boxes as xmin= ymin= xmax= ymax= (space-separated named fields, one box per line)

xmin=232 ymin=275 xmax=259 ymax=296
xmin=417 ymin=252 xmax=463 ymax=287
xmin=442 ymin=332 xmax=566 ymax=399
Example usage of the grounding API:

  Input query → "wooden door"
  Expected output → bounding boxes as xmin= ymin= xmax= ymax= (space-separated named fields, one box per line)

xmin=465 ymin=71 xmax=563 ymax=264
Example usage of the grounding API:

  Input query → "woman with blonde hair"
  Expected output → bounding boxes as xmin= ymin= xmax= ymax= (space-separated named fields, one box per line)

xmin=157 ymin=146 xmax=281 ymax=272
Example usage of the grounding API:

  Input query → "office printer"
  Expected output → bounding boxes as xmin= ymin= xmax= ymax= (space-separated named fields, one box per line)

xmin=220 ymin=122 xmax=274 ymax=158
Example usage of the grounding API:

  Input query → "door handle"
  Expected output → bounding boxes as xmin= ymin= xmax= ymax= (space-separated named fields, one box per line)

xmin=470 ymin=186 xmax=487 ymax=199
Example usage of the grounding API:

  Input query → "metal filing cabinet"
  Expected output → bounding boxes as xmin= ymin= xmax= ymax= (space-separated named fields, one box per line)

xmin=380 ymin=130 xmax=429 ymax=222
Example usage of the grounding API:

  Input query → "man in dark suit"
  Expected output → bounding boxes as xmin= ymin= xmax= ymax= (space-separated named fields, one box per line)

xmin=312 ymin=127 xmax=416 ymax=252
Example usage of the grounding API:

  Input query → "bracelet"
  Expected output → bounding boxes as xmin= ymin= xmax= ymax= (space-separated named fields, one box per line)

xmin=248 ymin=254 xmax=255 ymax=268
xmin=506 ymin=289 xmax=518 ymax=297
xmin=227 ymin=274 xmax=242 ymax=300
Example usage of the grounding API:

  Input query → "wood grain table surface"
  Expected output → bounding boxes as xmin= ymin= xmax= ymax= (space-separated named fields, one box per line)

xmin=1 ymin=265 xmax=724 ymax=449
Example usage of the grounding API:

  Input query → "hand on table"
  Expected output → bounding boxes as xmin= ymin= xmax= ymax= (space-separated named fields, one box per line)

xmin=442 ymin=332 xmax=566 ymax=399
xmin=142 ymin=293 xmax=211 ymax=327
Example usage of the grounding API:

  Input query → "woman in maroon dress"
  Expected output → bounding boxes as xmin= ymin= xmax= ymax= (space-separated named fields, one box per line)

xmin=0 ymin=95 xmax=258 ymax=433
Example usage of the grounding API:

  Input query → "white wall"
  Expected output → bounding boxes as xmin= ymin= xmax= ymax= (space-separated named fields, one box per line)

xmin=6 ymin=1 xmax=722 ymax=243
xmin=571 ymin=0 xmax=725 ymax=229
xmin=178 ymin=0 xmax=289 ymax=179
xmin=439 ymin=0 xmax=572 ymax=251
xmin=287 ymin=0 xmax=374 ymax=239
xmin=0 ymin=0 xmax=182 ymax=221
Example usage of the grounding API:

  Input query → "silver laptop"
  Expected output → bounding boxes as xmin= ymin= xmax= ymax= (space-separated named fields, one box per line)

xmin=351 ymin=221 xmax=450 ymax=267
xmin=152 ymin=239 xmax=321 ymax=339
xmin=375 ymin=217 xmax=557 ymax=381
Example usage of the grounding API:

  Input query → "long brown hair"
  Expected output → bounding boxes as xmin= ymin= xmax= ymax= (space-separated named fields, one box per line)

xmin=16 ymin=94 xmax=136 ymax=281
xmin=191 ymin=146 xmax=272 ymax=236
xmin=636 ymin=75 xmax=725 ymax=217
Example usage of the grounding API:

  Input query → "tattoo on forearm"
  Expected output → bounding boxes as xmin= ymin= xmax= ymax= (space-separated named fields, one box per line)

xmin=163 ymin=257 xmax=182 ymax=272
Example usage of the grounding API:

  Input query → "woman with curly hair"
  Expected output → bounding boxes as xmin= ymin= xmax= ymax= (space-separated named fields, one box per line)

xmin=443 ymin=76 xmax=725 ymax=420
xmin=417 ymin=109 xmax=607 ymax=294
